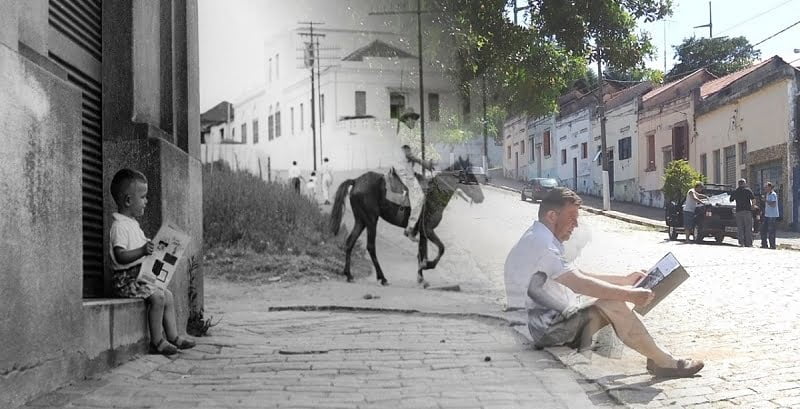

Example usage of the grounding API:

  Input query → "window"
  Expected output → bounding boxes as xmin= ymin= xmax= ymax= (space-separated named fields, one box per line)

xmin=507 ymin=145 xmax=511 ymax=159
xmin=561 ymin=149 xmax=567 ymax=164
xmin=220 ymin=128 xmax=225 ymax=140
xmin=275 ymin=53 xmax=279 ymax=79
xmin=428 ymin=93 xmax=440 ymax=122
xmin=724 ymin=145 xmax=736 ymax=185
xmin=581 ymin=142 xmax=587 ymax=159
xmin=739 ymin=142 xmax=747 ymax=165
xmin=268 ymin=58 xmax=272 ymax=82
xmin=700 ymin=153 xmax=707 ymax=177
xmin=662 ymin=147 xmax=671 ymax=171
xmin=521 ymin=140 xmax=525 ymax=155
xmin=390 ymin=92 xmax=405 ymax=119
xmin=320 ymin=94 xmax=325 ymax=123
xmin=713 ymin=149 xmax=721 ymax=184
xmin=241 ymin=123 xmax=247 ymax=144
xmin=646 ymin=134 xmax=655 ymax=171
xmin=300 ymin=103 xmax=304 ymax=131
xmin=268 ymin=115 xmax=274 ymax=140
xmin=596 ymin=146 xmax=602 ymax=166
xmin=543 ymin=130 xmax=551 ymax=156
xmin=275 ymin=106 xmax=281 ymax=137
xmin=252 ymin=119 xmax=259 ymax=144
xmin=268 ymin=106 xmax=274 ymax=140
xmin=530 ymin=137 xmax=535 ymax=161
xmin=355 ymin=91 xmax=366 ymax=116
xmin=290 ymin=107 xmax=295 ymax=135
xmin=672 ymin=125 xmax=689 ymax=160
xmin=618 ymin=137 xmax=632 ymax=160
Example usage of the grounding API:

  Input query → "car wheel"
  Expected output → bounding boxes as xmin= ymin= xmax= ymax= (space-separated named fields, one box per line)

xmin=694 ymin=225 xmax=703 ymax=244
xmin=668 ymin=226 xmax=678 ymax=241
xmin=715 ymin=234 xmax=725 ymax=244
xmin=521 ymin=192 xmax=527 ymax=201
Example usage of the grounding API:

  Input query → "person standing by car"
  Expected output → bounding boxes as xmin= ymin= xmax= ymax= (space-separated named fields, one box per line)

xmin=683 ymin=182 xmax=708 ymax=242
xmin=730 ymin=178 xmax=756 ymax=247
xmin=760 ymin=182 xmax=779 ymax=249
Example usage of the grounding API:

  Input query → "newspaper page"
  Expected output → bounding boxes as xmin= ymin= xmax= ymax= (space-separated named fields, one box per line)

xmin=633 ymin=252 xmax=689 ymax=315
xmin=137 ymin=224 xmax=191 ymax=289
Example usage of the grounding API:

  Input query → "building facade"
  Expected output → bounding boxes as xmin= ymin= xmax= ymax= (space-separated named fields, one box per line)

xmin=527 ymin=114 xmax=559 ymax=180
xmin=1 ymin=1 xmax=203 ymax=407
xmin=502 ymin=114 xmax=528 ymax=179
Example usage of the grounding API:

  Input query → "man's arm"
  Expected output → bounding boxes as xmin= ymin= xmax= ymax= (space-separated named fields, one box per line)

xmin=579 ymin=269 xmax=641 ymax=286
xmin=551 ymin=270 xmax=652 ymax=305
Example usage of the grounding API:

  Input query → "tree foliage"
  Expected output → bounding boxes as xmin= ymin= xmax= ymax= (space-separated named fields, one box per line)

xmin=604 ymin=65 xmax=664 ymax=84
xmin=666 ymin=36 xmax=760 ymax=80
xmin=662 ymin=159 xmax=706 ymax=202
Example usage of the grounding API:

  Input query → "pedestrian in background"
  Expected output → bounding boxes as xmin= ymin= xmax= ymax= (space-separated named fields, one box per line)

xmin=321 ymin=157 xmax=333 ymax=205
xmin=730 ymin=178 xmax=755 ymax=247
xmin=683 ymin=182 xmax=708 ymax=242
xmin=305 ymin=171 xmax=317 ymax=200
xmin=288 ymin=161 xmax=303 ymax=193
xmin=760 ymin=182 xmax=779 ymax=249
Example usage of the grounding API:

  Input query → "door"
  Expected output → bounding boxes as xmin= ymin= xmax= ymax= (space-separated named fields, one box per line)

xmin=572 ymin=157 xmax=578 ymax=191
xmin=536 ymin=146 xmax=542 ymax=177
xmin=515 ymin=152 xmax=519 ymax=180
xmin=608 ymin=149 xmax=615 ymax=197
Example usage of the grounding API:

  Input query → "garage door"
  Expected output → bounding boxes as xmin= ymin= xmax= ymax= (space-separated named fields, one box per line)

xmin=48 ymin=0 xmax=104 ymax=297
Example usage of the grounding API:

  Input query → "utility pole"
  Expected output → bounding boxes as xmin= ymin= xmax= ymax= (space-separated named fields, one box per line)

xmin=482 ymin=75 xmax=488 ymax=170
xmin=597 ymin=47 xmax=610 ymax=210
xmin=316 ymin=35 xmax=323 ymax=163
xmin=693 ymin=1 xmax=713 ymax=38
xmin=299 ymin=21 xmax=325 ymax=171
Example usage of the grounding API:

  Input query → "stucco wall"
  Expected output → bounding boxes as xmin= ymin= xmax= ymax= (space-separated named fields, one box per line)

xmin=0 ymin=40 xmax=85 ymax=409
xmin=555 ymin=110 xmax=592 ymax=193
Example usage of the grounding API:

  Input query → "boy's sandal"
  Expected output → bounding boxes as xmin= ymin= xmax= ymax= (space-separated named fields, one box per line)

xmin=169 ymin=335 xmax=196 ymax=350
xmin=150 ymin=338 xmax=178 ymax=356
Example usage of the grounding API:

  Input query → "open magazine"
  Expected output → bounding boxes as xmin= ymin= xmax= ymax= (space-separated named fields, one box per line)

xmin=137 ymin=224 xmax=191 ymax=289
xmin=633 ymin=252 xmax=689 ymax=315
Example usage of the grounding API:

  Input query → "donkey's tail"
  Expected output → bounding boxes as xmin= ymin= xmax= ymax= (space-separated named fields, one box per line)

xmin=330 ymin=179 xmax=356 ymax=235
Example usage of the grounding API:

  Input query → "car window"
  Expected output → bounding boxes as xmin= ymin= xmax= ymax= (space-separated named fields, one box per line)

xmin=469 ymin=167 xmax=484 ymax=173
xmin=541 ymin=178 xmax=558 ymax=187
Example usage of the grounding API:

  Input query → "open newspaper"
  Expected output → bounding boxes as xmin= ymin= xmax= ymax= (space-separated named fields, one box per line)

xmin=137 ymin=224 xmax=191 ymax=289
xmin=633 ymin=252 xmax=689 ymax=315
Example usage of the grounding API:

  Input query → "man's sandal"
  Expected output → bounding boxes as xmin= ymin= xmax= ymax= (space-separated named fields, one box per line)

xmin=150 ymin=338 xmax=178 ymax=356
xmin=646 ymin=358 xmax=704 ymax=378
xmin=169 ymin=335 xmax=196 ymax=350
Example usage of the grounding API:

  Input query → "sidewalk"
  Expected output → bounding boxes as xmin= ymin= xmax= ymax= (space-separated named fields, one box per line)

xmin=19 ymin=278 xmax=621 ymax=409
xmin=488 ymin=176 xmax=800 ymax=250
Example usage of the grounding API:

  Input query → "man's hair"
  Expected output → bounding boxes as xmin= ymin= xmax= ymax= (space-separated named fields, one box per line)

xmin=767 ymin=182 xmax=773 ymax=188
xmin=323 ymin=157 xmax=329 ymax=162
xmin=110 ymin=168 xmax=147 ymax=207
xmin=694 ymin=181 xmax=704 ymax=188
xmin=738 ymin=178 xmax=746 ymax=186
xmin=401 ymin=144 xmax=411 ymax=150
xmin=292 ymin=161 xmax=297 ymax=165
xmin=538 ymin=187 xmax=582 ymax=220
xmin=310 ymin=171 xmax=316 ymax=176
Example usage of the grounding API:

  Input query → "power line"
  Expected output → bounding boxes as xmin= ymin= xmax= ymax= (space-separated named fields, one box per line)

xmin=753 ymin=18 xmax=800 ymax=47
xmin=717 ymin=0 xmax=795 ymax=36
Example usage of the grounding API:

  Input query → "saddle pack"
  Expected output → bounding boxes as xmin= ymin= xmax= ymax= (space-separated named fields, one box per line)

xmin=385 ymin=168 xmax=429 ymax=207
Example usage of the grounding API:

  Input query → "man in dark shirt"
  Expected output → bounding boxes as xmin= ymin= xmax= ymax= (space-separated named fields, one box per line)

xmin=730 ymin=178 xmax=755 ymax=247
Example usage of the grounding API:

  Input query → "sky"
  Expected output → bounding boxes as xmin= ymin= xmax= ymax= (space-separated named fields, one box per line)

xmin=199 ymin=0 xmax=800 ymax=112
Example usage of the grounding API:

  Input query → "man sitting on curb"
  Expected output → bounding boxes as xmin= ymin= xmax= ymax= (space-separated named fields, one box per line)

xmin=504 ymin=187 xmax=704 ymax=378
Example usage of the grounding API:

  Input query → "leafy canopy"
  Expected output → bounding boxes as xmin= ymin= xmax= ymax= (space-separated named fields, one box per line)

xmin=666 ymin=36 xmax=760 ymax=80
xmin=662 ymin=159 xmax=706 ymax=202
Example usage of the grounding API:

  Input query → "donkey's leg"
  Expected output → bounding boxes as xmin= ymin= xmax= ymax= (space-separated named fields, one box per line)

xmin=424 ymin=229 xmax=446 ymax=270
xmin=365 ymin=222 xmax=388 ymax=286
xmin=343 ymin=220 xmax=365 ymax=282
xmin=417 ymin=235 xmax=429 ymax=285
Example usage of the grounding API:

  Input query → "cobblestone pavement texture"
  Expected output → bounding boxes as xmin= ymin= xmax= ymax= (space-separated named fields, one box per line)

xmin=21 ymin=309 xmax=618 ymax=409
xmin=23 ymin=179 xmax=800 ymax=409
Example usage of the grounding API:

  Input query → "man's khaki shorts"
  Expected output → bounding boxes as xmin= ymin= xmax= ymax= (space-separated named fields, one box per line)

xmin=532 ymin=307 xmax=593 ymax=349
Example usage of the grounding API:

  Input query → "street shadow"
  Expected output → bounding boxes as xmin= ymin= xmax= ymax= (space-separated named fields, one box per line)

xmin=595 ymin=373 xmax=702 ymax=405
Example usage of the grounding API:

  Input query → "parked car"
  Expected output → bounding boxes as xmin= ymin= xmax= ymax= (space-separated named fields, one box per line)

xmin=664 ymin=183 xmax=762 ymax=243
xmin=458 ymin=166 xmax=489 ymax=184
xmin=521 ymin=178 xmax=560 ymax=202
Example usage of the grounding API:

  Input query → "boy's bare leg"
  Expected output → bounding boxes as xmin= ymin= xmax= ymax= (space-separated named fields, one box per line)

xmin=593 ymin=300 xmax=677 ymax=367
xmin=148 ymin=289 xmax=166 ymax=343
xmin=162 ymin=288 xmax=179 ymax=341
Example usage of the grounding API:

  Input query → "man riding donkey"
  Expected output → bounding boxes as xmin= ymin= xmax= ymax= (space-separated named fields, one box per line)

xmin=394 ymin=107 xmax=434 ymax=242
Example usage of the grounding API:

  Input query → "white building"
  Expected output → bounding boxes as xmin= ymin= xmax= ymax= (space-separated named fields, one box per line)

xmin=554 ymin=91 xmax=596 ymax=193
xmin=526 ymin=114 xmax=558 ymax=180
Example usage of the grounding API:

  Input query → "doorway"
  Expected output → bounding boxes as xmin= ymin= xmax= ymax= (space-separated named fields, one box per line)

xmin=608 ymin=148 xmax=615 ymax=197
xmin=572 ymin=157 xmax=578 ymax=191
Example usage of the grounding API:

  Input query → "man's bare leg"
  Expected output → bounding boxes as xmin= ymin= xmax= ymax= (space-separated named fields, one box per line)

xmin=592 ymin=300 xmax=677 ymax=368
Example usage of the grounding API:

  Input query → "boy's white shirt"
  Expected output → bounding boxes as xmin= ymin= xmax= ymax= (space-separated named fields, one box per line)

xmin=109 ymin=212 xmax=148 ymax=270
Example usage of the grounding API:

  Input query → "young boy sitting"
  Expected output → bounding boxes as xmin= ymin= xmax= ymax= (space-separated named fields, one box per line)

xmin=109 ymin=169 xmax=195 ymax=355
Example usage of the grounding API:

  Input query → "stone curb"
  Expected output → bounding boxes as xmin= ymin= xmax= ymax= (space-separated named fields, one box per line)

xmin=488 ymin=183 xmax=800 ymax=251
